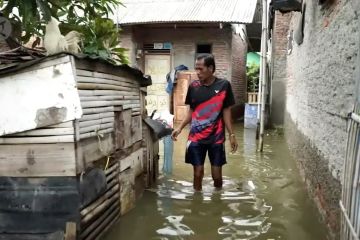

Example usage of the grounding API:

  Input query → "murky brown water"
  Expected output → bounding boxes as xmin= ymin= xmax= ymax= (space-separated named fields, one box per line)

xmin=103 ymin=124 xmax=328 ymax=240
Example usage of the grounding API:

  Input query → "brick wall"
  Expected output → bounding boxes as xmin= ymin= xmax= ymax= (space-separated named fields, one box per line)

xmin=131 ymin=25 xmax=233 ymax=79
xmin=271 ymin=11 xmax=292 ymax=126
xmin=276 ymin=0 xmax=360 ymax=237
xmin=212 ymin=39 xmax=231 ymax=80
xmin=231 ymin=31 xmax=247 ymax=105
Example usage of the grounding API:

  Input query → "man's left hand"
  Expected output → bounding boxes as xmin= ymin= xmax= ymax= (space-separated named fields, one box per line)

xmin=229 ymin=135 xmax=238 ymax=153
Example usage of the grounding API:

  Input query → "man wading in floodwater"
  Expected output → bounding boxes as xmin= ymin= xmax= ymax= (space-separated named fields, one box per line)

xmin=171 ymin=54 xmax=238 ymax=191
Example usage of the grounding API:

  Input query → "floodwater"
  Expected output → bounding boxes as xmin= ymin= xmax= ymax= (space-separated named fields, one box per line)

xmin=103 ymin=124 xmax=328 ymax=240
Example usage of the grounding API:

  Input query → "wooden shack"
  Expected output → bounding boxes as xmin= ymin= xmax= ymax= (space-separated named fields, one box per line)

xmin=0 ymin=53 xmax=159 ymax=239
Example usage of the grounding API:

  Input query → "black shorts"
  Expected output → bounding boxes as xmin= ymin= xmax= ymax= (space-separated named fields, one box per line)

xmin=185 ymin=141 xmax=226 ymax=166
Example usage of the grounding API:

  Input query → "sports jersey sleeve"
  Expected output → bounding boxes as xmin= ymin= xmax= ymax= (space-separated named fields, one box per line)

xmin=223 ymin=81 xmax=235 ymax=108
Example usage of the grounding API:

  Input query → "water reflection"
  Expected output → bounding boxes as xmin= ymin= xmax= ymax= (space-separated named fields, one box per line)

xmin=103 ymin=125 xmax=328 ymax=240
xmin=156 ymin=215 xmax=194 ymax=237
xmin=151 ymin=175 xmax=273 ymax=240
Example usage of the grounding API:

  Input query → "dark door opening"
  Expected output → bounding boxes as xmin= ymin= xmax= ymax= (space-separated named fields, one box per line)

xmin=196 ymin=44 xmax=212 ymax=54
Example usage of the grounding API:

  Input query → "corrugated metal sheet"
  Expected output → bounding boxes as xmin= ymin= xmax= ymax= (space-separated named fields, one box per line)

xmin=112 ymin=0 xmax=258 ymax=25
xmin=0 ymin=52 xmax=152 ymax=87
xmin=253 ymin=0 xmax=262 ymax=23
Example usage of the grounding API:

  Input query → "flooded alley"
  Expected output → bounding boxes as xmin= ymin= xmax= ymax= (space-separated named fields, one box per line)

xmin=1 ymin=0 xmax=360 ymax=238
xmin=103 ymin=124 xmax=327 ymax=240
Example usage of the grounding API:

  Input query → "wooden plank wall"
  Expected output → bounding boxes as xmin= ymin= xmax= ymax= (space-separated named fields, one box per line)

xmin=142 ymin=124 xmax=154 ymax=187
xmin=79 ymin=162 xmax=120 ymax=240
xmin=74 ymin=67 xmax=153 ymax=237
xmin=75 ymin=69 xmax=143 ymax=173
xmin=0 ymin=60 xmax=149 ymax=177
xmin=0 ymin=56 xmax=160 ymax=239
xmin=0 ymin=121 xmax=76 ymax=177
xmin=76 ymin=69 xmax=141 ymax=112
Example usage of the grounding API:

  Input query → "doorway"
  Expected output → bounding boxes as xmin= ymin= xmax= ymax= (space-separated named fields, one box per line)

xmin=144 ymin=55 xmax=171 ymax=115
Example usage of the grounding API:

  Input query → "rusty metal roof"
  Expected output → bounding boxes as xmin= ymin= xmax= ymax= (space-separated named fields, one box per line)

xmin=112 ymin=0 xmax=258 ymax=25
xmin=0 ymin=52 xmax=152 ymax=87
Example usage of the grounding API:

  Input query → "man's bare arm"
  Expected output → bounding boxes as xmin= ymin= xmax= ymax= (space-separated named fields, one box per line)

xmin=223 ymin=107 xmax=234 ymax=134
xmin=171 ymin=108 xmax=192 ymax=141
xmin=223 ymin=107 xmax=238 ymax=152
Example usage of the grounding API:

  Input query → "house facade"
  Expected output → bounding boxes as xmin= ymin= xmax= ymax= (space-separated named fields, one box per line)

xmin=112 ymin=0 xmax=259 ymax=119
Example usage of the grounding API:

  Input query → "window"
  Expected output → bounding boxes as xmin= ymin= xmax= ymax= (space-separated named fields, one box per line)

xmin=319 ymin=0 xmax=335 ymax=5
xmin=196 ymin=44 xmax=212 ymax=54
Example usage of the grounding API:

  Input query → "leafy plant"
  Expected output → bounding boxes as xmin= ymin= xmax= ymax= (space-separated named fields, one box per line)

xmin=246 ymin=63 xmax=260 ymax=92
xmin=63 ymin=4 xmax=128 ymax=64
xmin=0 ymin=0 xmax=128 ymax=64
xmin=59 ymin=0 xmax=128 ymax=64
xmin=0 ymin=0 xmax=52 ymax=42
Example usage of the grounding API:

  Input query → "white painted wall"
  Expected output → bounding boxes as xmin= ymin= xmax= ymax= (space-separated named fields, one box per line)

xmin=0 ymin=57 xmax=82 ymax=136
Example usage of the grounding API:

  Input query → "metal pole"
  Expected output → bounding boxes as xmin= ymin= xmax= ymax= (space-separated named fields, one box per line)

xmin=257 ymin=54 xmax=263 ymax=121
xmin=258 ymin=0 xmax=268 ymax=152
xmin=340 ymin=201 xmax=360 ymax=240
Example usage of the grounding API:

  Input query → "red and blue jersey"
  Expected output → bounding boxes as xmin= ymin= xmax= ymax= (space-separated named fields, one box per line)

xmin=185 ymin=78 xmax=235 ymax=144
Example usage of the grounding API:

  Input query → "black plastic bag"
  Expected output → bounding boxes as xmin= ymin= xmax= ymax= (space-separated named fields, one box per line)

xmin=144 ymin=117 xmax=173 ymax=140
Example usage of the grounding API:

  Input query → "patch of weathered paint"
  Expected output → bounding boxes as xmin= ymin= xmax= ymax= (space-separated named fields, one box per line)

xmin=26 ymin=150 xmax=36 ymax=166
xmin=79 ymin=168 xmax=107 ymax=208
xmin=27 ymin=178 xmax=47 ymax=185
xmin=0 ymin=177 xmax=80 ymax=233
xmin=0 ymin=59 xmax=82 ymax=136
xmin=34 ymin=107 xmax=67 ymax=128
xmin=52 ymin=67 xmax=61 ymax=77
xmin=18 ymin=168 xmax=28 ymax=173
xmin=0 ymin=231 xmax=64 ymax=240
xmin=119 ymin=168 xmax=135 ymax=215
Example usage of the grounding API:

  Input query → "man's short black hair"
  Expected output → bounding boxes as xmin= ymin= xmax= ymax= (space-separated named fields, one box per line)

xmin=196 ymin=53 xmax=216 ymax=73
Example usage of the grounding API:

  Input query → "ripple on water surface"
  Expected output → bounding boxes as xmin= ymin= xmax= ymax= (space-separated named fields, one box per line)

xmin=103 ymin=126 xmax=328 ymax=240
xmin=149 ymin=176 xmax=272 ymax=239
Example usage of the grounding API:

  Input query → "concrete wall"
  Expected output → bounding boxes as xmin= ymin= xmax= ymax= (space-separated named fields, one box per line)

xmin=120 ymin=28 xmax=136 ymax=66
xmin=119 ymin=24 xmax=247 ymax=108
xmin=275 ymin=0 xmax=360 ymax=237
xmin=270 ymin=12 xmax=292 ymax=126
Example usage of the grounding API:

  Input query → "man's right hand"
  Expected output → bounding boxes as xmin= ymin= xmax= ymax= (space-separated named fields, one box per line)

xmin=171 ymin=128 xmax=182 ymax=141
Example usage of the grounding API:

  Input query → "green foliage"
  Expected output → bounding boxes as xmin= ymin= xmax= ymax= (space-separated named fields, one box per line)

xmin=246 ymin=63 xmax=260 ymax=92
xmin=0 ymin=0 xmax=128 ymax=64
xmin=0 ymin=0 xmax=52 ymax=41
xmin=60 ymin=0 xmax=128 ymax=64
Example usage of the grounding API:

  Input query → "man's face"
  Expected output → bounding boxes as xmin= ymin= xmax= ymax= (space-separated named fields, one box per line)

xmin=195 ymin=58 xmax=213 ymax=81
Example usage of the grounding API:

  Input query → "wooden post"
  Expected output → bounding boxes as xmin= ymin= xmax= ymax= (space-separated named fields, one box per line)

xmin=64 ymin=222 xmax=76 ymax=240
